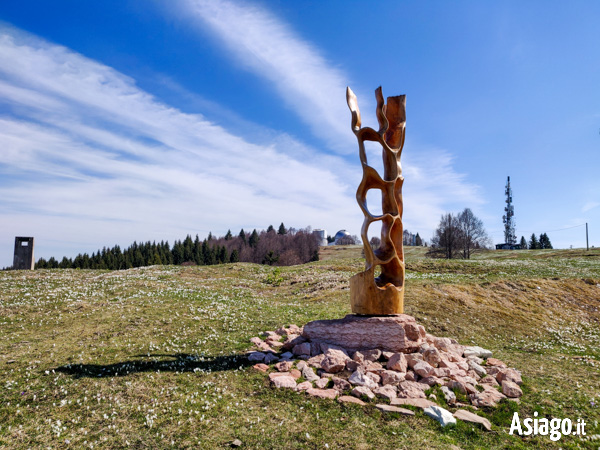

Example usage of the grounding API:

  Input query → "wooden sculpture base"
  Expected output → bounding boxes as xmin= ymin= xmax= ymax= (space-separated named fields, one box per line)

xmin=350 ymin=270 xmax=404 ymax=315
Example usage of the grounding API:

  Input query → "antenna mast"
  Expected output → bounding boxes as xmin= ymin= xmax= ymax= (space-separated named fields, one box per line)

xmin=502 ymin=176 xmax=516 ymax=245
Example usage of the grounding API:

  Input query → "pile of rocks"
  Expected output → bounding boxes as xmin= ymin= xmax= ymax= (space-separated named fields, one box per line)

xmin=247 ymin=314 xmax=523 ymax=429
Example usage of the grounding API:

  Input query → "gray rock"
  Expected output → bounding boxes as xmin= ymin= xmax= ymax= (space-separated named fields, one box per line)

xmin=463 ymin=346 xmax=492 ymax=359
xmin=301 ymin=366 xmax=320 ymax=382
xmin=441 ymin=386 xmax=456 ymax=405
xmin=248 ymin=352 xmax=265 ymax=362
xmin=351 ymin=386 xmax=375 ymax=400
xmin=263 ymin=353 xmax=279 ymax=364
xmin=424 ymin=406 xmax=457 ymax=427
xmin=349 ymin=369 xmax=378 ymax=389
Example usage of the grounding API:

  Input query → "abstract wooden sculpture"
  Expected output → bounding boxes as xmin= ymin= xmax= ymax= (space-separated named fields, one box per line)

xmin=347 ymin=86 xmax=406 ymax=315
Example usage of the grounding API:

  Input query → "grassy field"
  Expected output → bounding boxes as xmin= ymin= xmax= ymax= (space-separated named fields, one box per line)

xmin=1 ymin=246 xmax=599 ymax=448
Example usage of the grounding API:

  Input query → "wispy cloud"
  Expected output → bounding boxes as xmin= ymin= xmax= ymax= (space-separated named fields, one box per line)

xmin=177 ymin=0 xmax=359 ymax=152
xmin=582 ymin=201 xmax=599 ymax=213
xmin=0 ymin=20 xmax=484 ymax=267
xmin=0 ymin=27 xmax=359 ymax=266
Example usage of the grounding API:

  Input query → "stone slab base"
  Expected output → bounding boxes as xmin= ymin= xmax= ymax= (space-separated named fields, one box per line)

xmin=302 ymin=314 xmax=426 ymax=353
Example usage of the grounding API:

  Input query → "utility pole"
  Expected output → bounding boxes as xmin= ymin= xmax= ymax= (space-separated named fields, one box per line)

xmin=502 ymin=176 xmax=516 ymax=245
xmin=586 ymin=222 xmax=589 ymax=251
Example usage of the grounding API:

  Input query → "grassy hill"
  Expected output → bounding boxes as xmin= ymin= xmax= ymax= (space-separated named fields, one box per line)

xmin=1 ymin=247 xmax=599 ymax=448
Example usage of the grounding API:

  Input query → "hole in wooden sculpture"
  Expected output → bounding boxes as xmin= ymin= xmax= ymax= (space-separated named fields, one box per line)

xmin=374 ymin=264 xmax=382 ymax=280
xmin=363 ymin=140 xmax=384 ymax=178
xmin=367 ymin=220 xmax=382 ymax=251
xmin=365 ymin=188 xmax=383 ymax=217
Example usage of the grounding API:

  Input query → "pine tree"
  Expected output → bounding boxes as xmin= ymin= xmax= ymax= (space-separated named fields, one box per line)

xmin=267 ymin=225 xmax=275 ymax=233
xmin=415 ymin=233 xmax=422 ymax=247
xmin=225 ymin=229 xmax=232 ymax=240
xmin=249 ymin=229 xmax=260 ymax=248
xmin=519 ymin=236 xmax=527 ymax=250
xmin=229 ymin=249 xmax=240 ymax=263
xmin=239 ymin=229 xmax=247 ymax=244
xmin=529 ymin=233 xmax=539 ymax=250
xmin=278 ymin=223 xmax=287 ymax=235
xmin=539 ymin=233 xmax=553 ymax=249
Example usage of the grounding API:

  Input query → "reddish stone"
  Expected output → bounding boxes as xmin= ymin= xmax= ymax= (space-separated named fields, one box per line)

xmin=332 ymin=377 xmax=352 ymax=392
xmin=306 ymin=388 xmax=338 ymax=399
xmin=381 ymin=370 xmax=405 ymax=386
xmin=453 ymin=409 xmax=492 ymax=431
xmin=338 ymin=395 xmax=366 ymax=406
xmin=271 ymin=376 xmax=296 ymax=389
xmin=289 ymin=369 xmax=302 ymax=379
xmin=387 ymin=353 xmax=408 ymax=372
xmin=374 ymin=385 xmax=397 ymax=400
xmin=295 ymin=381 xmax=313 ymax=391
xmin=302 ymin=314 xmax=424 ymax=353
xmin=397 ymin=381 xmax=427 ymax=399
xmin=351 ymin=386 xmax=375 ymax=400
xmin=252 ymin=363 xmax=269 ymax=372
xmin=269 ymin=372 xmax=291 ymax=380
xmin=423 ymin=347 xmax=442 ymax=368
xmin=315 ymin=378 xmax=330 ymax=389
xmin=496 ymin=368 xmax=522 ymax=385
xmin=486 ymin=358 xmax=507 ymax=368
xmin=321 ymin=349 xmax=350 ymax=373
xmin=413 ymin=361 xmax=435 ymax=378
xmin=391 ymin=398 xmax=437 ymax=409
xmin=501 ymin=380 xmax=523 ymax=398
xmin=274 ymin=361 xmax=294 ymax=372
xmin=405 ymin=353 xmax=423 ymax=369
xmin=375 ymin=404 xmax=415 ymax=416
xmin=480 ymin=375 xmax=499 ymax=386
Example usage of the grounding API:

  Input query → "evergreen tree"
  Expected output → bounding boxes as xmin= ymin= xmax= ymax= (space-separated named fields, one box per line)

xmin=183 ymin=235 xmax=194 ymax=262
xmin=267 ymin=225 xmax=275 ymax=233
xmin=249 ymin=229 xmax=260 ymax=248
xmin=519 ymin=236 xmax=527 ymax=250
xmin=415 ymin=233 xmax=423 ymax=247
xmin=529 ymin=233 xmax=539 ymax=250
xmin=278 ymin=223 xmax=287 ymax=235
xmin=218 ymin=246 xmax=228 ymax=264
xmin=239 ymin=229 xmax=247 ymax=244
xmin=539 ymin=233 xmax=553 ymax=249
xmin=262 ymin=250 xmax=279 ymax=265
xmin=207 ymin=232 xmax=213 ymax=241
xmin=58 ymin=256 xmax=73 ymax=269
xmin=225 ymin=229 xmax=232 ymax=240
xmin=229 ymin=249 xmax=240 ymax=263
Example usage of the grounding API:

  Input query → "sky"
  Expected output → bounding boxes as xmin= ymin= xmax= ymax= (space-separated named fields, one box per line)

xmin=1 ymin=0 xmax=599 ymax=267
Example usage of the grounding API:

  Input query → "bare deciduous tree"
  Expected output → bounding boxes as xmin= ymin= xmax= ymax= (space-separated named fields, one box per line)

xmin=457 ymin=208 xmax=490 ymax=259
xmin=429 ymin=209 xmax=489 ymax=259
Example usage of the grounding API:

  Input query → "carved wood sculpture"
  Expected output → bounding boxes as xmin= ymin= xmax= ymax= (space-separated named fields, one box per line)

xmin=347 ymin=86 xmax=406 ymax=315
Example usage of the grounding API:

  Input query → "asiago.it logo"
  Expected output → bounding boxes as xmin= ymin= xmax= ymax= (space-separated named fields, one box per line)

xmin=509 ymin=411 xmax=587 ymax=442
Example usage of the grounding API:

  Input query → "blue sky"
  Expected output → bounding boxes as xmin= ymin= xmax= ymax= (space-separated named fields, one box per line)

xmin=1 ymin=0 xmax=599 ymax=267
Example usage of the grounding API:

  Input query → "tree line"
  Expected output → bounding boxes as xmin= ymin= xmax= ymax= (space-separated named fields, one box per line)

xmin=33 ymin=223 xmax=320 ymax=270
xmin=519 ymin=233 xmax=553 ymax=250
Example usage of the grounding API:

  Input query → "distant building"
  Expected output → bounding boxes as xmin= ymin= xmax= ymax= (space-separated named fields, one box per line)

xmin=13 ymin=237 xmax=35 ymax=270
xmin=403 ymin=230 xmax=416 ymax=246
xmin=495 ymin=243 xmax=521 ymax=250
xmin=312 ymin=229 xmax=328 ymax=246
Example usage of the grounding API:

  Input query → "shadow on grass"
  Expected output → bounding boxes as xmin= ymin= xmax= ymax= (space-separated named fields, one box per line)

xmin=55 ymin=353 xmax=254 ymax=378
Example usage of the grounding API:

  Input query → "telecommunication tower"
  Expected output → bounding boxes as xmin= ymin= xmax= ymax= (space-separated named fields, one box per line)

xmin=502 ymin=176 xmax=516 ymax=245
